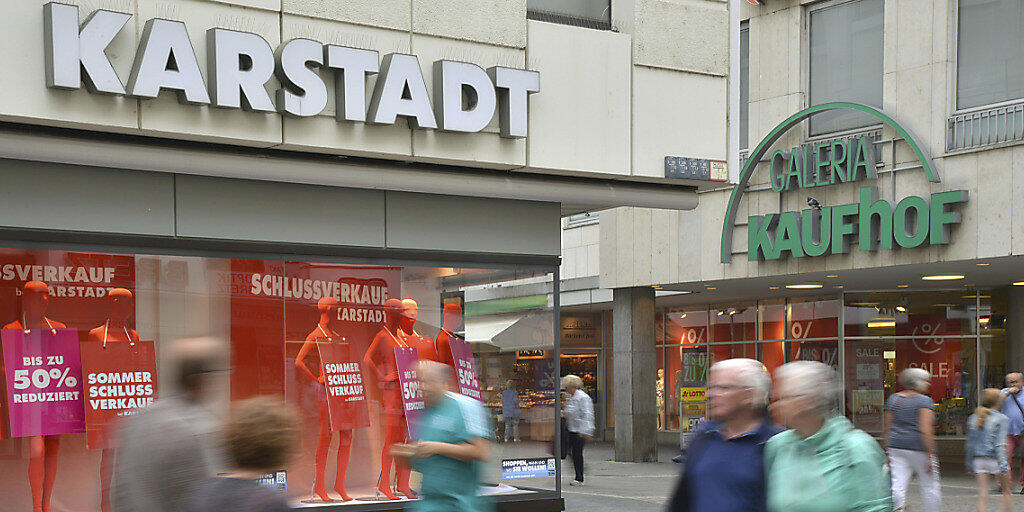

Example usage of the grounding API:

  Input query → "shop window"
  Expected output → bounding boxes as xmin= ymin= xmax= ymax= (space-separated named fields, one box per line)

xmin=980 ymin=337 xmax=1008 ymax=391
xmin=527 ymin=0 xmax=611 ymax=30
xmin=845 ymin=291 xmax=977 ymax=337
xmin=740 ymin=23 xmax=750 ymax=150
xmin=808 ymin=0 xmax=884 ymax=136
xmin=660 ymin=308 xmax=710 ymax=432
xmin=957 ymin=0 xmax=1024 ymax=110
xmin=0 ymin=246 xmax=558 ymax=510
xmin=712 ymin=303 xmax=756 ymax=343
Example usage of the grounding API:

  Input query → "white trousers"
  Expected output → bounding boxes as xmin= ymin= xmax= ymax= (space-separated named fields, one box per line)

xmin=889 ymin=448 xmax=941 ymax=512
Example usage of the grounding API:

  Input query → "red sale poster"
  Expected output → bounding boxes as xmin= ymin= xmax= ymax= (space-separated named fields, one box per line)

xmin=2 ymin=329 xmax=85 ymax=437
xmin=317 ymin=341 xmax=369 ymax=431
xmin=394 ymin=347 xmax=423 ymax=438
xmin=449 ymin=337 xmax=481 ymax=401
xmin=79 ymin=340 xmax=158 ymax=449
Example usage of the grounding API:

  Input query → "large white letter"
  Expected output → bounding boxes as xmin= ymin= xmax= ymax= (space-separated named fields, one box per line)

xmin=127 ymin=19 xmax=210 ymax=104
xmin=275 ymin=38 xmax=328 ymax=117
xmin=325 ymin=45 xmax=378 ymax=123
xmin=207 ymin=28 xmax=275 ymax=111
xmin=433 ymin=60 xmax=497 ymax=133
xmin=367 ymin=53 xmax=436 ymax=129
xmin=44 ymin=3 xmax=131 ymax=94
xmin=488 ymin=67 xmax=539 ymax=138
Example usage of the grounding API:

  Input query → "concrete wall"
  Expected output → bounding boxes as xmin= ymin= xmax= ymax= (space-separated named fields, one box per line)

xmin=0 ymin=0 xmax=727 ymax=184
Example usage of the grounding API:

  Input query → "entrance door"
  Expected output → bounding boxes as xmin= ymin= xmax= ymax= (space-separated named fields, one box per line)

xmin=561 ymin=349 xmax=603 ymax=439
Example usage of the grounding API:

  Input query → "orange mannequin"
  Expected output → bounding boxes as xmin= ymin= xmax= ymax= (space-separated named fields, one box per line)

xmin=86 ymin=288 xmax=139 ymax=512
xmin=400 ymin=298 xmax=438 ymax=363
xmin=3 ymin=281 xmax=67 ymax=512
xmin=294 ymin=296 xmax=354 ymax=502
xmin=434 ymin=303 xmax=463 ymax=367
xmin=362 ymin=298 xmax=416 ymax=500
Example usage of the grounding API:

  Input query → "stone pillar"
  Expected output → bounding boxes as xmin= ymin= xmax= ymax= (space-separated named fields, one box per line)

xmin=1007 ymin=287 xmax=1024 ymax=376
xmin=613 ymin=286 xmax=658 ymax=462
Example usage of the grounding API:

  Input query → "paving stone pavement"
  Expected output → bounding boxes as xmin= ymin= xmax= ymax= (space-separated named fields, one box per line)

xmin=559 ymin=442 xmax=1024 ymax=512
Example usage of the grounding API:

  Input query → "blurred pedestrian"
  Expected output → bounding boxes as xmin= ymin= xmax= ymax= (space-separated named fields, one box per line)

xmin=885 ymin=368 xmax=939 ymax=511
xmin=403 ymin=361 xmax=492 ymax=512
xmin=113 ymin=337 xmax=226 ymax=512
xmin=967 ymin=388 xmax=1012 ymax=512
xmin=666 ymin=358 xmax=780 ymax=512
xmin=561 ymin=374 xmax=594 ymax=487
xmin=765 ymin=361 xmax=891 ymax=512
xmin=501 ymin=379 xmax=521 ymax=442
xmin=998 ymin=372 xmax=1024 ymax=492
xmin=186 ymin=397 xmax=296 ymax=512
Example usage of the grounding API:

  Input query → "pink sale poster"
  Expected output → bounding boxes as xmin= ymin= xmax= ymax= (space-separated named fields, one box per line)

xmin=394 ymin=346 xmax=423 ymax=437
xmin=2 ymin=328 xmax=85 ymax=437
xmin=449 ymin=337 xmax=481 ymax=401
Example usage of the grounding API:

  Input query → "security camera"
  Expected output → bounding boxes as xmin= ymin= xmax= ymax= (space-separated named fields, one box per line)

xmin=807 ymin=197 xmax=823 ymax=211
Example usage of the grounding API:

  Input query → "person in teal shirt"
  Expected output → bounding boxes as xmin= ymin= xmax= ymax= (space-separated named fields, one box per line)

xmin=404 ymin=361 xmax=493 ymax=512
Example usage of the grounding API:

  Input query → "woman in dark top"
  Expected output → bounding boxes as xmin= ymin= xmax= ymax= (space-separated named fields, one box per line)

xmin=187 ymin=397 xmax=297 ymax=512
xmin=884 ymin=368 xmax=939 ymax=512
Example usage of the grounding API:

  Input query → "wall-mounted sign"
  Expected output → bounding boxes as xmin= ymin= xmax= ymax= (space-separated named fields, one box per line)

xmin=665 ymin=156 xmax=727 ymax=181
xmin=516 ymin=349 xmax=547 ymax=359
xmin=42 ymin=3 xmax=539 ymax=138
xmin=720 ymin=102 xmax=968 ymax=263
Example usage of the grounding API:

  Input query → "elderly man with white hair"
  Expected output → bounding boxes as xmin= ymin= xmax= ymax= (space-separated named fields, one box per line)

xmin=884 ymin=367 xmax=939 ymax=511
xmin=999 ymin=371 xmax=1024 ymax=492
xmin=667 ymin=358 xmax=781 ymax=512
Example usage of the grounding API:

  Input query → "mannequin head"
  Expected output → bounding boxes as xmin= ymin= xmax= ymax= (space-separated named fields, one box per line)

xmin=317 ymin=296 xmax=339 ymax=320
xmin=442 ymin=303 xmax=463 ymax=331
xmin=400 ymin=299 xmax=418 ymax=334
xmin=108 ymin=288 xmax=134 ymax=323
xmin=383 ymin=298 xmax=403 ymax=330
xmin=22 ymin=281 xmax=50 ymax=321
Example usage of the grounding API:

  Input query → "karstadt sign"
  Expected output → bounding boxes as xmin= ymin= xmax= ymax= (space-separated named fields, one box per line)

xmin=42 ymin=2 xmax=540 ymax=138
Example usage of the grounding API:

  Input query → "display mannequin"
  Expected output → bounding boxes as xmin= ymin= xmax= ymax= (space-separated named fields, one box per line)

xmin=294 ymin=296 xmax=354 ymax=502
xmin=86 ymin=288 xmax=139 ymax=512
xmin=3 ymin=281 xmax=67 ymax=512
xmin=362 ymin=298 xmax=417 ymax=500
xmin=434 ymin=303 xmax=464 ymax=367
xmin=400 ymin=298 xmax=438 ymax=362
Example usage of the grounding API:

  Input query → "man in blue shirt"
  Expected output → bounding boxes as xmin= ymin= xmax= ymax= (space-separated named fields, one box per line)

xmin=999 ymin=372 xmax=1024 ymax=492
xmin=667 ymin=358 xmax=780 ymax=512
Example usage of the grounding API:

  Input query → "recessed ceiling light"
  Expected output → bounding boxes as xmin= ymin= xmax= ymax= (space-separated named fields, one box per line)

xmin=897 ymin=284 xmax=909 ymax=288
xmin=932 ymin=303 xmax=957 ymax=307
xmin=769 ymin=286 xmax=780 ymax=290
xmin=867 ymin=319 xmax=896 ymax=328
xmin=896 ymin=305 xmax=906 ymax=312
xmin=679 ymin=313 xmax=687 ymax=318
xmin=716 ymin=310 xmax=724 ymax=316
xmin=977 ymin=262 xmax=990 ymax=267
xmin=922 ymin=274 xmax=965 ymax=281
xmin=835 ymin=285 xmax=844 ymax=289
xmin=825 ymin=274 xmax=839 ymax=278
xmin=1014 ymin=282 xmax=1024 ymax=286
xmin=707 ymin=287 xmax=717 ymax=290
xmin=961 ymin=294 xmax=991 ymax=299
xmin=786 ymin=283 xmax=823 ymax=289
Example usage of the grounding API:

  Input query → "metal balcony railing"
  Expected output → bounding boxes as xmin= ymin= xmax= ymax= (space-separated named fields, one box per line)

xmin=527 ymin=1 xmax=612 ymax=30
xmin=947 ymin=102 xmax=1024 ymax=152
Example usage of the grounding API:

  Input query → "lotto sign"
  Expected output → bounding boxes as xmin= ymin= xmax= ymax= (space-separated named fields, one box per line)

xmin=2 ymin=328 xmax=85 ymax=437
xmin=80 ymin=340 xmax=158 ymax=449
xmin=394 ymin=347 xmax=424 ymax=437
xmin=449 ymin=337 xmax=481 ymax=400
xmin=317 ymin=341 xmax=369 ymax=430
xmin=678 ymin=387 xmax=707 ymax=402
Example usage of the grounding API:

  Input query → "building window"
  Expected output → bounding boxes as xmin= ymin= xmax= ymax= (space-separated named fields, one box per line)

xmin=808 ymin=0 xmax=885 ymax=136
xmin=740 ymin=24 xmax=750 ymax=150
xmin=957 ymin=0 xmax=1024 ymax=110
xmin=527 ymin=0 xmax=612 ymax=30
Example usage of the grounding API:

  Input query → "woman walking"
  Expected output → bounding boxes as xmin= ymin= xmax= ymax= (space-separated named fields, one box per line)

xmin=561 ymin=375 xmax=594 ymax=487
xmin=966 ymin=388 xmax=1012 ymax=512
xmin=885 ymin=368 xmax=940 ymax=511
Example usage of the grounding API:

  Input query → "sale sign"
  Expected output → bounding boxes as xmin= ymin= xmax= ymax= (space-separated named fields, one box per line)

xmin=317 ymin=341 xmax=369 ymax=431
xmin=394 ymin=347 xmax=424 ymax=437
xmin=79 ymin=340 xmax=158 ymax=449
xmin=2 ymin=328 xmax=85 ymax=437
xmin=449 ymin=337 xmax=481 ymax=400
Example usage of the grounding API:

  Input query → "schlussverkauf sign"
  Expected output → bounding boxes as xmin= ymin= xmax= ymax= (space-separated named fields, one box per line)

xmin=42 ymin=3 xmax=539 ymax=138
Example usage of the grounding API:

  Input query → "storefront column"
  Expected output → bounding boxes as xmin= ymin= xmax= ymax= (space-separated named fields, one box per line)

xmin=612 ymin=286 xmax=658 ymax=462
xmin=1007 ymin=287 xmax=1024 ymax=376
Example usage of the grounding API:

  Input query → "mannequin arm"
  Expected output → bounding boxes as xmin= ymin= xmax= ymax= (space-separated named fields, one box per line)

xmin=295 ymin=337 xmax=321 ymax=382
xmin=363 ymin=334 xmax=392 ymax=381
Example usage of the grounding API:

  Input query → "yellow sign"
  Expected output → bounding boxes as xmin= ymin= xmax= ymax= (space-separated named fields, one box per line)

xmin=679 ymin=387 xmax=707 ymax=402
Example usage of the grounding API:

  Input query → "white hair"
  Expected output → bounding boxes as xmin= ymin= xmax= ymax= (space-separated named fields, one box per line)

xmin=710 ymin=358 xmax=771 ymax=407
xmin=899 ymin=368 xmax=931 ymax=393
xmin=774 ymin=361 xmax=840 ymax=414
xmin=561 ymin=374 xmax=584 ymax=390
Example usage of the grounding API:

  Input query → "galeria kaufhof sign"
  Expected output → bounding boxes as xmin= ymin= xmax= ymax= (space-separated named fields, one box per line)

xmin=720 ymin=102 xmax=968 ymax=263
xmin=42 ymin=3 xmax=539 ymax=138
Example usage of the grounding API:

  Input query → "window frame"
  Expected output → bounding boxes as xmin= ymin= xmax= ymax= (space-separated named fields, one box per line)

xmin=951 ymin=0 xmax=1024 ymax=114
xmin=740 ymin=22 xmax=751 ymax=151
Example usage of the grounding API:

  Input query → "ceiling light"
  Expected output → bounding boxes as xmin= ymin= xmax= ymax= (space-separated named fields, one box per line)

xmin=980 ymin=317 xmax=990 ymax=325
xmin=895 ymin=306 xmax=906 ymax=313
xmin=897 ymin=284 xmax=909 ymax=288
xmin=706 ymin=287 xmax=716 ymax=290
xmin=922 ymin=274 xmax=965 ymax=281
xmin=679 ymin=313 xmax=687 ymax=319
xmin=835 ymin=285 xmax=844 ymax=289
xmin=932 ymin=303 xmax=957 ymax=307
xmin=868 ymin=319 xmax=896 ymax=328
xmin=786 ymin=283 xmax=823 ymax=289
xmin=848 ymin=301 xmax=880 ymax=307
xmin=768 ymin=286 xmax=780 ymax=290
xmin=728 ymin=309 xmax=737 ymax=316
xmin=825 ymin=274 xmax=839 ymax=278
xmin=1014 ymin=282 xmax=1024 ymax=286
xmin=961 ymin=294 xmax=991 ymax=299
xmin=977 ymin=262 xmax=990 ymax=267
xmin=717 ymin=310 xmax=724 ymax=316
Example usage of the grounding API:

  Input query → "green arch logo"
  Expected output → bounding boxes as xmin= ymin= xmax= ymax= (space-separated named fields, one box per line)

xmin=719 ymin=102 xmax=957 ymax=264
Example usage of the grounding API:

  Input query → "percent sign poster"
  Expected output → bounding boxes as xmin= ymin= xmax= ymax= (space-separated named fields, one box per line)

xmin=2 ymin=328 xmax=85 ymax=437
xmin=79 ymin=340 xmax=158 ymax=449
xmin=394 ymin=347 xmax=423 ymax=438
xmin=449 ymin=337 xmax=481 ymax=401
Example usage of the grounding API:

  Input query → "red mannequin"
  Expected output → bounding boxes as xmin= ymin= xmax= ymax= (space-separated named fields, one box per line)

xmin=3 ymin=281 xmax=67 ymax=512
xmin=86 ymin=288 xmax=139 ymax=512
xmin=362 ymin=298 xmax=417 ymax=500
xmin=400 ymin=298 xmax=438 ymax=362
xmin=434 ymin=303 xmax=464 ymax=367
xmin=294 ymin=296 xmax=354 ymax=502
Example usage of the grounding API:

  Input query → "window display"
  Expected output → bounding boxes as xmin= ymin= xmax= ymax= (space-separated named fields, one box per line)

xmin=0 ymin=247 xmax=557 ymax=512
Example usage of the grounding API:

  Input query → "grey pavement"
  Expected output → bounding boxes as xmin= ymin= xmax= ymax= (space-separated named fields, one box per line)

xmin=559 ymin=442 xmax=1024 ymax=512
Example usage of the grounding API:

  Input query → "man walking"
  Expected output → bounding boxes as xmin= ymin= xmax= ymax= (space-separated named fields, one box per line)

xmin=667 ymin=358 xmax=780 ymax=512
xmin=999 ymin=372 xmax=1024 ymax=492
xmin=501 ymin=380 xmax=521 ymax=442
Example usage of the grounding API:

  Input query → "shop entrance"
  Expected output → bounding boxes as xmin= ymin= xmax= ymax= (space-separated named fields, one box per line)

xmin=560 ymin=350 xmax=602 ymax=437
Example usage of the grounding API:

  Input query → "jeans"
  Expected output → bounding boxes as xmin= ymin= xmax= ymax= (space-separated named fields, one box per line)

xmin=567 ymin=431 xmax=586 ymax=482
xmin=889 ymin=448 xmax=941 ymax=512
xmin=1008 ymin=434 xmax=1023 ymax=485
xmin=504 ymin=417 xmax=520 ymax=441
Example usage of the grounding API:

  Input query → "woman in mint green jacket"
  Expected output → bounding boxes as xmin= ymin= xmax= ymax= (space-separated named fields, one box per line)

xmin=765 ymin=361 xmax=893 ymax=512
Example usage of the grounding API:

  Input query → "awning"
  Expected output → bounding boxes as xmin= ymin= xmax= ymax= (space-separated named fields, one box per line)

xmin=464 ymin=314 xmax=523 ymax=345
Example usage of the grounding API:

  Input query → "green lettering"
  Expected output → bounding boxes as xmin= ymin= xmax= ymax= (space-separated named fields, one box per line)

xmin=815 ymin=142 xmax=831 ymax=187
xmin=830 ymin=139 xmax=848 ymax=184
xmin=929 ymin=190 xmax=969 ymax=244
xmin=830 ymin=202 xmax=859 ymax=254
xmin=801 ymin=208 xmax=832 ymax=257
xmin=774 ymin=211 xmax=805 ymax=258
xmin=858 ymin=186 xmax=893 ymax=251
xmin=849 ymin=137 xmax=877 ymax=181
xmin=893 ymin=196 xmax=929 ymax=248
xmin=784 ymin=149 xmax=805 ymax=191
xmin=769 ymin=150 xmax=788 ymax=192
xmin=748 ymin=214 xmax=780 ymax=261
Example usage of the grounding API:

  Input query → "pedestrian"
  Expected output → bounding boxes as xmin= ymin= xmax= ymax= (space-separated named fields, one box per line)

xmin=186 ymin=397 xmax=297 ymax=512
xmin=765 ymin=361 xmax=892 ymax=512
xmin=402 ymin=361 xmax=492 ymax=512
xmin=998 ymin=372 xmax=1024 ymax=492
xmin=113 ymin=337 xmax=226 ymax=512
xmin=501 ymin=379 xmax=521 ymax=442
xmin=666 ymin=358 xmax=780 ymax=512
xmin=967 ymin=388 xmax=1012 ymax=512
xmin=885 ymin=368 xmax=940 ymax=511
xmin=561 ymin=374 xmax=595 ymax=487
